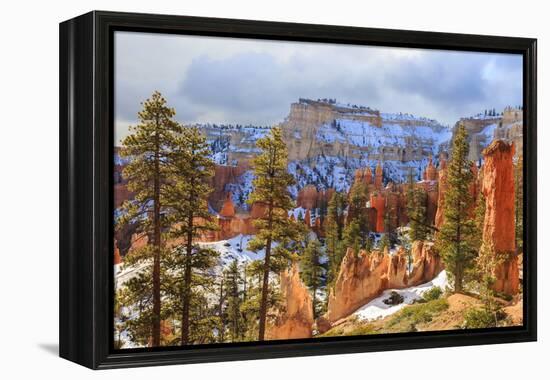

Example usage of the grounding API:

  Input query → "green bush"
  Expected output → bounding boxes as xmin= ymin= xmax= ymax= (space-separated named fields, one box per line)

xmin=463 ymin=308 xmax=496 ymax=328
xmin=463 ymin=307 xmax=507 ymax=329
xmin=422 ymin=286 xmax=443 ymax=302
xmin=387 ymin=298 xmax=448 ymax=330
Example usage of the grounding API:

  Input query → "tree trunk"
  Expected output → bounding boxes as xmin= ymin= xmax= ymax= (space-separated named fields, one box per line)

xmin=258 ymin=204 xmax=274 ymax=341
xmin=181 ymin=220 xmax=193 ymax=345
xmin=151 ymin=123 xmax=161 ymax=347
xmin=181 ymin=159 xmax=196 ymax=345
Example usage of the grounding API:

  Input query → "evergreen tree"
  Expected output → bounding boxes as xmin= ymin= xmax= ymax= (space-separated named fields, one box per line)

xmin=438 ymin=124 xmax=476 ymax=293
xmin=325 ymin=192 xmax=347 ymax=286
xmin=300 ymin=238 xmax=326 ymax=318
xmin=239 ymin=260 xmax=281 ymax=341
xmin=162 ymin=244 xmax=220 ymax=345
xmin=406 ymin=171 xmax=428 ymax=241
xmin=344 ymin=181 xmax=372 ymax=255
xmin=224 ymin=259 xmax=245 ymax=342
xmin=165 ymin=126 xmax=218 ymax=345
xmin=343 ymin=219 xmax=362 ymax=256
xmin=247 ymin=127 xmax=300 ymax=341
xmin=118 ymin=91 xmax=181 ymax=346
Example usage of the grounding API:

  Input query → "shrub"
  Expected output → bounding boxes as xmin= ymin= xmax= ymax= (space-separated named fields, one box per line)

xmin=387 ymin=298 xmax=448 ymax=330
xmin=463 ymin=307 xmax=508 ymax=329
xmin=422 ymin=286 xmax=443 ymax=302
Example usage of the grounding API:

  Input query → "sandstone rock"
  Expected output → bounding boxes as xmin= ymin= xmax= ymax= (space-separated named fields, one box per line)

xmin=370 ymin=193 xmax=386 ymax=233
xmin=209 ymin=163 xmax=248 ymax=211
xmin=481 ymin=140 xmax=519 ymax=295
xmin=114 ymin=243 xmax=122 ymax=265
xmin=267 ymin=263 xmax=314 ymax=340
xmin=408 ymin=241 xmax=444 ymax=286
xmin=219 ymin=192 xmax=236 ymax=218
xmin=375 ymin=162 xmax=383 ymax=190
xmin=304 ymin=209 xmax=312 ymax=228
xmin=326 ymin=248 xmax=390 ymax=323
xmin=386 ymin=247 xmax=408 ymax=288
xmin=315 ymin=315 xmax=332 ymax=334
xmin=423 ymin=156 xmax=437 ymax=181
xmin=297 ymin=185 xmax=318 ymax=209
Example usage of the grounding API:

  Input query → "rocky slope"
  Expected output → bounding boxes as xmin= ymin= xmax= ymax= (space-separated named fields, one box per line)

xmin=201 ymin=98 xmax=453 ymax=211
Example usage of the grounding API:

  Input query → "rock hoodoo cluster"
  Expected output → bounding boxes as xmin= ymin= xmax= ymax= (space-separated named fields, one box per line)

xmin=324 ymin=243 xmax=443 ymax=325
xmin=267 ymin=263 xmax=314 ymax=340
xmin=481 ymin=140 xmax=519 ymax=295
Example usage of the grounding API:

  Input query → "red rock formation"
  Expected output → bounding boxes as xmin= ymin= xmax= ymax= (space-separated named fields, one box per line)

xmin=114 ymin=244 xmax=122 ymax=265
xmin=374 ymin=162 xmax=383 ymax=190
xmin=424 ymin=156 xmax=437 ymax=181
xmin=325 ymin=241 xmax=443 ymax=324
xmin=297 ymin=185 xmax=318 ymax=209
xmin=370 ymin=193 xmax=386 ymax=233
xmin=267 ymin=263 xmax=314 ymax=340
xmin=481 ymin=140 xmax=519 ymax=295
xmin=386 ymin=247 xmax=409 ymax=288
xmin=219 ymin=192 xmax=236 ymax=218
xmin=209 ymin=163 xmax=249 ymax=210
xmin=326 ymin=248 xmax=390 ymax=322
xmin=408 ymin=241 xmax=444 ymax=285
xmin=364 ymin=167 xmax=373 ymax=185
xmin=304 ymin=209 xmax=312 ymax=228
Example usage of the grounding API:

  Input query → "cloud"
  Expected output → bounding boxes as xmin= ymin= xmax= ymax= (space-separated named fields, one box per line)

xmin=114 ymin=31 xmax=523 ymax=142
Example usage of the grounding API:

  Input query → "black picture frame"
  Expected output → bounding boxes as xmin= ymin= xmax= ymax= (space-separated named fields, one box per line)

xmin=59 ymin=10 xmax=537 ymax=370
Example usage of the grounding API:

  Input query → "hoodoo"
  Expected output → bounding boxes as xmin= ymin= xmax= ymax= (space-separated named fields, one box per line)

xmin=481 ymin=140 xmax=519 ymax=295
xmin=267 ymin=263 xmax=314 ymax=340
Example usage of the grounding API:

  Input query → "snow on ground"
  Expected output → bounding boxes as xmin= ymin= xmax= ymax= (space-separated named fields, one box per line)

xmin=353 ymin=270 xmax=448 ymax=322
xmin=198 ymin=234 xmax=266 ymax=265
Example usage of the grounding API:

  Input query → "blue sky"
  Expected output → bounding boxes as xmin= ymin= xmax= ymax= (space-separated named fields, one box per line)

xmin=115 ymin=31 xmax=523 ymax=143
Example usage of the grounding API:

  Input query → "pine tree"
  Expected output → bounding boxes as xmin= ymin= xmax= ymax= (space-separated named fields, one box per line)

xmin=300 ymin=238 xmax=326 ymax=318
xmin=325 ymin=192 xmax=346 ymax=286
xmin=438 ymin=124 xmax=476 ymax=293
xmin=224 ymin=259 xmax=244 ymax=342
xmin=118 ymin=91 xmax=181 ymax=346
xmin=247 ymin=127 xmax=300 ymax=341
xmin=343 ymin=220 xmax=362 ymax=256
xmin=165 ymin=126 xmax=218 ymax=345
xmin=406 ymin=171 xmax=428 ymax=241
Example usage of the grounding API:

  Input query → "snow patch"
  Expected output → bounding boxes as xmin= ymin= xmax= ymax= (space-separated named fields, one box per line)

xmin=353 ymin=270 xmax=448 ymax=321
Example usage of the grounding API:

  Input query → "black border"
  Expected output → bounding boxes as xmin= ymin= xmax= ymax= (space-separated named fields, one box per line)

xmin=59 ymin=10 xmax=537 ymax=369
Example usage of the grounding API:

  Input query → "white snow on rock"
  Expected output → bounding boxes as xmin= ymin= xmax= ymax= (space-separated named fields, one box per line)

xmin=353 ymin=270 xmax=448 ymax=322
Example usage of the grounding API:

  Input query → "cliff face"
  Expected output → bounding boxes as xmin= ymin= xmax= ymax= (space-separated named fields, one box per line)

xmin=481 ymin=140 xmax=519 ymax=295
xmin=452 ymin=107 xmax=523 ymax=162
xmin=267 ymin=263 xmax=314 ymax=340
xmin=325 ymin=242 xmax=443 ymax=324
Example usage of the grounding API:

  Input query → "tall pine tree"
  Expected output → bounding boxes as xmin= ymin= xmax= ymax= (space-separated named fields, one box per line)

xmin=118 ymin=91 xmax=181 ymax=346
xmin=300 ymin=238 xmax=326 ymax=318
xmin=224 ymin=259 xmax=244 ymax=342
xmin=247 ymin=127 xmax=299 ymax=341
xmin=325 ymin=192 xmax=346 ymax=286
xmin=165 ymin=126 xmax=218 ymax=345
xmin=438 ymin=124 xmax=476 ymax=293
xmin=406 ymin=170 xmax=428 ymax=242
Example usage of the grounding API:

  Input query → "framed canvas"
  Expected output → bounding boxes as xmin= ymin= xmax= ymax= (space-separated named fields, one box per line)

xmin=59 ymin=11 xmax=537 ymax=369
